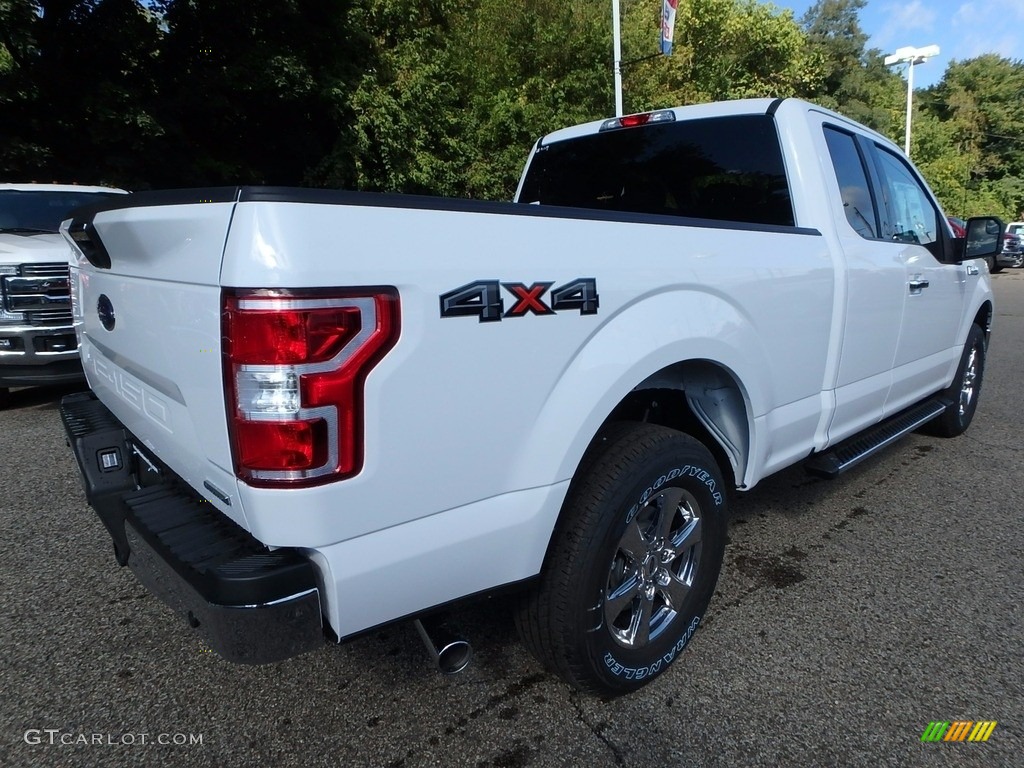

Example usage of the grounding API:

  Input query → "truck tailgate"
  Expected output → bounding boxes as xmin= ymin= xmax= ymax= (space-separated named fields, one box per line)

xmin=64 ymin=193 xmax=244 ymax=526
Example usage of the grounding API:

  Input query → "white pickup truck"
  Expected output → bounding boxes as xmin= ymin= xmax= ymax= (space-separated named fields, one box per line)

xmin=0 ymin=184 xmax=127 ymax=406
xmin=58 ymin=98 xmax=1000 ymax=696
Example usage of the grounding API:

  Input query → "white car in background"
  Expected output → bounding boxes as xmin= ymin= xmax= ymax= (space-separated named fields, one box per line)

xmin=0 ymin=183 xmax=128 ymax=406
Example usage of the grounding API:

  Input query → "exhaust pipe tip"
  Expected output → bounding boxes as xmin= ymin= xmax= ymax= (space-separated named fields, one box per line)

xmin=414 ymin=618 xmax=473 ymax=675
xmin=435 ymin=637 xmax=473 ymax=675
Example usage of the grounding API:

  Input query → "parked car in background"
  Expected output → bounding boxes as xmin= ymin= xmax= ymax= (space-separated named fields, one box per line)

xmin=1004 ymin=222 xmax=1024 ymax=268
xmin=947 ymin=216 xmax=966 ymax=237
xmin=1000 ymin=231 xmax=1023 ymax=269
xmin=1 ymin=183 xmax=128 ymax=407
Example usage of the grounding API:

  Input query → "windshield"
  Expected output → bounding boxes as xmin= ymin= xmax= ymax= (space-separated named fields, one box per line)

xmin=518 ymin=114 xmax=794 ymax=227
xmin=1009 ymin=224 xmax=1024 ymax=236
xmin=0 ymin=190 xmax=122 ymax=233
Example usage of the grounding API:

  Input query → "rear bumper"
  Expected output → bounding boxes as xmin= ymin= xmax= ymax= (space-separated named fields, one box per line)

xmin=59 ymin=391 xmax=324 ymax=664
xmin=0 ymin=359 xmax=83 ymax=387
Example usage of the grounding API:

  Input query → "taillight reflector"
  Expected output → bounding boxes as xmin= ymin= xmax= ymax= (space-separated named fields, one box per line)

xmin=223 ymin=288 xmax=400 ymax=487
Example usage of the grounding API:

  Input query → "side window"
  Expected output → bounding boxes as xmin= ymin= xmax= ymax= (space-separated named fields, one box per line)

xmin=874 ymin=147 xmax=939 ymax=247
xmin=823 ymin=126 xmax=878 ymax=238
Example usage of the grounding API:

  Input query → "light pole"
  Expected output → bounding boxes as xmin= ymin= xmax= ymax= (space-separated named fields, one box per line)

xmin=610 ymin=1 xmax=677 ymax=116
xmin=884 ymin=44 xmax=940 ymax=157
xmin=612 ymin=0 xmax=623 ymax=116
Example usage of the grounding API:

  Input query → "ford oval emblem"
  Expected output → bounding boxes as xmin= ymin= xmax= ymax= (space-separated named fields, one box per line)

xmin=97 ymin=294 xmax=115 ymax=331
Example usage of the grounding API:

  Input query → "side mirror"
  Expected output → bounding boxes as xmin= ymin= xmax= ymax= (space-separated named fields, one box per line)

xmin=958 ymin=216 xmax=1004 ymax=262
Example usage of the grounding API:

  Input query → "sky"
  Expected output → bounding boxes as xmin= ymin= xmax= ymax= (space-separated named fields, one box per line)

xmin=769 ymin=0 xmax=1024 ymax=88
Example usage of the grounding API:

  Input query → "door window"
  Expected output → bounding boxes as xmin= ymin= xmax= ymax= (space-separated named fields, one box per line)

xmin=873 ymin=147 xmax=940 ymax=250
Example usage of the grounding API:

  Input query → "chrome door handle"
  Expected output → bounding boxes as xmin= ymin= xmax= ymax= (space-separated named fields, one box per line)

xmin=909 ymin=279 xmax=930 ymax=294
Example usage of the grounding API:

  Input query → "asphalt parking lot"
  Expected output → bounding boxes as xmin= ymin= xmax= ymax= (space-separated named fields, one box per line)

xmin=2 ymin=273 xmax=1021 ymax=768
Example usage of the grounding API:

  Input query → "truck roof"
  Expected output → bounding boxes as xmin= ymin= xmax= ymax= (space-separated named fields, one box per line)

xmin=539 ymin=98 xmax=782 ymax=146
xmin=0 ymin=183 xmax=128 ymax=194
xmin=537 ymin=97 xmax=896 ymax=154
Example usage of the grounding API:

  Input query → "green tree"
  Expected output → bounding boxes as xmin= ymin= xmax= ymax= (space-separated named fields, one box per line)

xmin=348 ymin=0 xmax=610 ymax=199
xmin=0 ymin=0 xmax=164 ymax=185
xmin=797 ymin=0 xmax=903 ymax=134
xmin=619 ymin=0 xmax=822 ymax=112
xmin=921 ymin=55 xmax=1024 ymax=219
xmin=154 ymin=0 xmax=371 ymax=187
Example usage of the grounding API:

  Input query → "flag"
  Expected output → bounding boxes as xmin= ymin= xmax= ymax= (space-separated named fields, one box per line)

xmin=661 ymin=0 xmax=679 ymax=55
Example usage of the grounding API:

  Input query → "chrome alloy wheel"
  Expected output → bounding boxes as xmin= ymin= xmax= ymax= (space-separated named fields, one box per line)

xmin=604 ymin=487 xmax=703 ymax=648
xmin=959 ymin=343 xmax=979 ymax=417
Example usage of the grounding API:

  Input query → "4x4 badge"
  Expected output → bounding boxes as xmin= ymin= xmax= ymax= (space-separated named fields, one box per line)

xmin=439 ymin=278 xmax=599 ymax=322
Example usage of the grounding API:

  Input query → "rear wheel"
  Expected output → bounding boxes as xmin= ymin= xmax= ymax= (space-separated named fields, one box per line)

xmin=516 ymin=422 xmax=727 ymax=696
xmin=925 ymin=323 xmax=986 ymax=437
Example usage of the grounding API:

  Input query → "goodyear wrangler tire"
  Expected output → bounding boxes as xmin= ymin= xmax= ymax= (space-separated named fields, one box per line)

xmin=516 ymin=422 xmax=727 ymax=696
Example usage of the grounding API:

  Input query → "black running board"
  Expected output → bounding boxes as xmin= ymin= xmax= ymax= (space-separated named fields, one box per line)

xmin=805 ymin=398 xmax=947 ymax=478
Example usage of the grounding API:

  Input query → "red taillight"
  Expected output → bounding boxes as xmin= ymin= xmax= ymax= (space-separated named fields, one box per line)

xmin=229 ymin=306 xmax=362 ymax=364
xmin=235 ymin=419 xmax=328 ymax=470
xmin=599 ymin=110 xmax=676 ymax=132
xmin=223 ymin=288 xmax=400 ymax=486
xmin=620 ymin=113 xmax=652 ymax=128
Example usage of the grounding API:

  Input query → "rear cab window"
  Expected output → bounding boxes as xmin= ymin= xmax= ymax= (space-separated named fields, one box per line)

xmin=823 ymin=126 xmax=880 ymax=239
xmin=519 ymin=115 xmax=795 ymax=227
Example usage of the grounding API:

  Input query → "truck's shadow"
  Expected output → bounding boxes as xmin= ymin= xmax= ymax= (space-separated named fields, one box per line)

xmin=4 ymin=382 xmax=85 ymax=411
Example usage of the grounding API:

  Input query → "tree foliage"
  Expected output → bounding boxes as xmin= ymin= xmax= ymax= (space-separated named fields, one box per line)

xmin=348 ymin=0 xmax=611 ymax=198
xmin=0 ymin=0 xmax=1021 ymax=215
xmin=0 ymin=0 xmax=164 ymax=185
xmin=918 ymin=55 xmax=1024 ymax=219
xmin=616 ymin=0 xmax=819 ymax=112
xmin=797 ymin=0 xmax=903 ymax=134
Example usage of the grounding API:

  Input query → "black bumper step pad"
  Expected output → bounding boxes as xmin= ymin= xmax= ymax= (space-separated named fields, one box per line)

xmin=122 ymin=484 xmax=317 ymax=607
xmin=60 ymin=392 xmax=135 ymax=501
xmin=61 ymin=390 xmax=126 ymax=437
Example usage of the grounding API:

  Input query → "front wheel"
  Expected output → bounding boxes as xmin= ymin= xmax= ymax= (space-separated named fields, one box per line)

xmin=925 ymin=323 xmax=986 ymax=437
xmin=516 ymin=422 xmax=727 ymax=696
